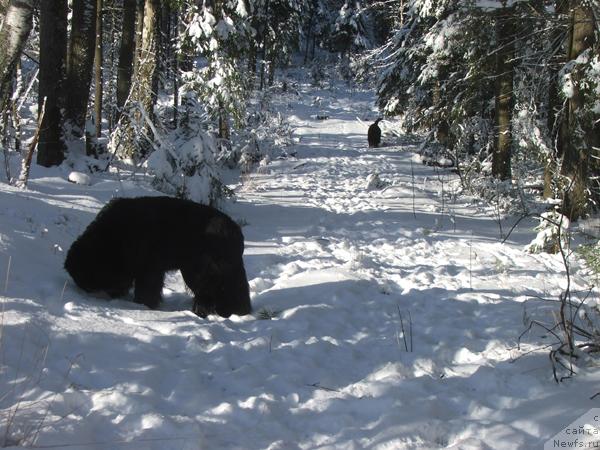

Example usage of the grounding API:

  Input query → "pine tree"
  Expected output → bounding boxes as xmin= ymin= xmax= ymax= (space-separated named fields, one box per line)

xmin=179 ymin=1 xmax=252 ymax=129
xmin=330 ymin=1 xmax=370 ymax=55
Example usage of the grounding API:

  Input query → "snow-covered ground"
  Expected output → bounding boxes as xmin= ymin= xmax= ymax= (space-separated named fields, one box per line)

xmin=1 ymin=78 xmax=598 ymax=449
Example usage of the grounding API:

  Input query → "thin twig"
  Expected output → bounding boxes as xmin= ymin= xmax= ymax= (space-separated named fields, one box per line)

xmin=0 ymin=255 xmax=11 ymax=352
xmin=397 ymin=305 xmax=408 ymax=352
xmin=408 ymin=310 xmax=413 ymax=352
xmin=307 ymin=382 xmax=339 ymax=392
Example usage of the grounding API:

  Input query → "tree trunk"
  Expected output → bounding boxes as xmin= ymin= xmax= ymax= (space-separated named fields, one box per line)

xmin=172 ymin=10 xmax=179 ymax=128
xmin=134 ymin=0 xmax=145 ymax=65
xmin=543 ymin=0 xmax=569 ymax=199
xmin=37 ymin=0 xmax=68 ymax=167
xmin=111 ymin=0 xmax=160 ymax=159
xmin=10 ymin=59 xmax=22 ymax=152
xmin=93 ymin=0 xmax=103 ymax=140
xmin=218 ymin=100 xmax=229 ymax=140
xmin=65 ymin=0 xmax=98 ymax=139
xmin=431 ymin=73 xmax=450 ymax=149
xmin=268 ymin=52 xmax=275 ymax=86
xmin=492 ymin=5 xmax=514 ymax=181
xmin=149 ymin=2 xmax=160 ymax=108
xmin=116 ymin=0 xmax=137 ymax=111
xmin=0 ymin=0 xmax=9 ymax=15
xmin=303 ymin=3 xmax=315 ymax=64
xmin=247 ymin=32 xmax=257 ymax=84
xmin=106 ymin=0 xmax=117 ymax=131
xmin=157 ymin=2 xmax=171 ymax=92
xmin=259 ymin=0 xmax=270 ymax=90
xmin=0 ymin=0 xmax=35 ymax=111
xmin=560 ymin=0 xmax=596 ymax=220
xmin=398 ymin=0 xmax=405 ymax=27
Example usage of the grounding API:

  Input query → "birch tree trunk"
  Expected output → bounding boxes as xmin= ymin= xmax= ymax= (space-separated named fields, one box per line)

xmin=0 ymin=0 xmax=35 ymax=110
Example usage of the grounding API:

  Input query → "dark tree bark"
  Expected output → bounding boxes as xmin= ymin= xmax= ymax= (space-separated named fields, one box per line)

xmin=560 ymin=0 xmax=596 ymax=220
xmin=65 ymin=0 xmax=98 ymax=138
xmin=93 ymin=0 xmax=103 ymax=140
xmin=259 ymin=0 xmax=271 ymax=90
xmin=247 ymin=14 xmax=258 ymax=80
xmin=218 ymin=100 xmax=229 ymax=140
xmin=0 ymin=0 xmax=9 ymax=15
xmin=116 ymin=0 xmax=137 ymax=111
xmin=0 ymin=0 xmax=35 ymax=110
xmin=172 ymin=10 xmax=179 ymax=127
xmin=492 ymin=5 xmax=514 ymax=181
xmin=303 ymin=2 xmax=315 ymax=64
xmin=37 ymin=0 xmax=68 ymax=167
xmin=268 ymin=49 xmax=275 ymax=86
xmin=544 ymin=0 xmax=569 ymax=199
xmin=431 ymin=71 xmax=451 ymax=149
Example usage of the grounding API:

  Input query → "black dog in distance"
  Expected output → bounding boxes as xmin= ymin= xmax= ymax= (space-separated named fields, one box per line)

xmin=368 ymin=118 xmax=383 ymax=148
xmin=64 ymin=196 xmax=252 ymax=318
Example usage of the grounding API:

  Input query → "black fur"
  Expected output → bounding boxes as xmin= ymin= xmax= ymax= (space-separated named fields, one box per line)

xmin=368 ymin=118 xmax=383 ymax=148
xmin=64 ymin=196 xmax=251 ymax=318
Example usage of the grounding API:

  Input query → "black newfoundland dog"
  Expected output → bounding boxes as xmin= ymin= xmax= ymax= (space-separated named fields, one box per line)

xmin=368 ymin=118 xmax=383 ymax=148
xmin=64 ymin=196 xmax=252 ymax=318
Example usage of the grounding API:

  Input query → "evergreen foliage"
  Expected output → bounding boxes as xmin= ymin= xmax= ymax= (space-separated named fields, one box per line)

xmin=370 ymin=0 xmax=599 ymax=220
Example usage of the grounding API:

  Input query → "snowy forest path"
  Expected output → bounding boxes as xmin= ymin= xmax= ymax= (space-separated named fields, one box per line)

xmin=234 ymin=82 xmax=559 ymax=307
xmin=222 ymin=80 xmax=594 ymax=448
